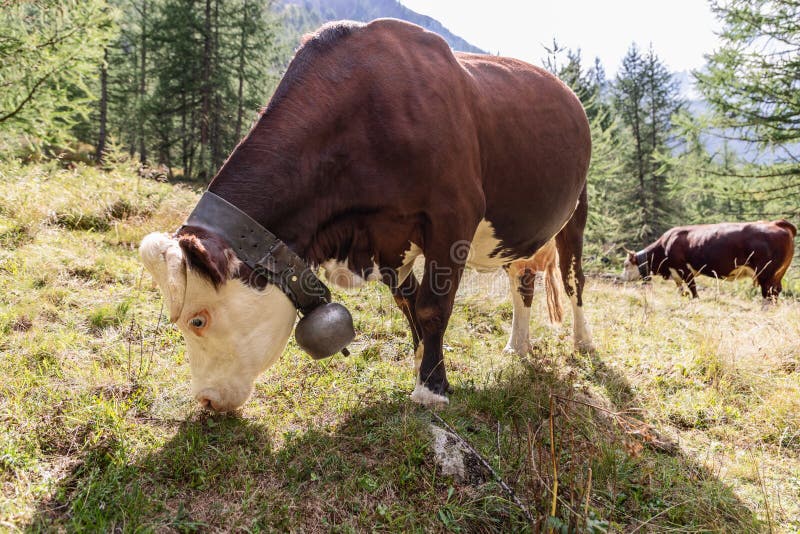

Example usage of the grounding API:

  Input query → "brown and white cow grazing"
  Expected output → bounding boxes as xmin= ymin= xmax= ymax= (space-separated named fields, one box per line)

xmin=140 ymin=19 xmax=594 ymax=412
xmin=621 ymin=220 xmax=796 ymax=299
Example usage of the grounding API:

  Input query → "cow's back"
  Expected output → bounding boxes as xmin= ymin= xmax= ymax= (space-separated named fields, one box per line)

xmin=664 ymin=221 xmax=795 ymax=276
xmin=211 ymin=19 xmax=591 ymax=271
xmin=456 ymin=53 xmax=591 ymax=256
xmin=302 ymin=20 xmax=592 ymax=264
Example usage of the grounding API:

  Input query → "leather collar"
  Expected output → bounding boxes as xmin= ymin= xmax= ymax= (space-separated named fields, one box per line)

xmin=635 ymin=250 xmax=651 ymax=280
xmin=181 ymin=191 xmax=331 ymax=315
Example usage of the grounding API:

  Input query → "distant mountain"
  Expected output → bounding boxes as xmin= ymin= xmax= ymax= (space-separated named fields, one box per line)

xmin=274 ymin=0 xmax=485 ymax=53
xmin=673 ymin=70 xmax=701 ymax=101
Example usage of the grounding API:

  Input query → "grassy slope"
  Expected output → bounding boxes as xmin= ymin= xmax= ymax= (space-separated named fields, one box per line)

xmin=1 ymin=161 xmax=798 ymax=532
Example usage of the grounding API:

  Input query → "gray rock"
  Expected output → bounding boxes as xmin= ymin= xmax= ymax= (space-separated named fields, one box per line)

xmin=429 ymin=424 xmax=489 ymax=485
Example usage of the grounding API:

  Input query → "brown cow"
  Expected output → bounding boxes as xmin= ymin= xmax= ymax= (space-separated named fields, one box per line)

xmin=621 ymin=220 xmax=796 ymax=300
xmin=140 ymin=19 xmax=594 ymax=411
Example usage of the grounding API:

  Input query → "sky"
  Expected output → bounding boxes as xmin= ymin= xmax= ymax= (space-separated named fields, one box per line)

xmin=401 ymin=0 xmax=721 ymax=78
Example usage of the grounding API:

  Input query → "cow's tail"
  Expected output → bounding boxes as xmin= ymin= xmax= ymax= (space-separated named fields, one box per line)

xmin=544 ymin=261 xmax=564 ymax=326
xmin=775 ymin=219 xmax=797 ymax=237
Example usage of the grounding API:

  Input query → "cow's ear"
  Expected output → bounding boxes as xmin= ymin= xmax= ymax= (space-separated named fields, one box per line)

xmin=178 ymin=230 xmax=238 ymax=288
xmin=627 ymin=251 xmax=636 ymax=263
xmin=140 ymin=233 xmax=187 ymax=322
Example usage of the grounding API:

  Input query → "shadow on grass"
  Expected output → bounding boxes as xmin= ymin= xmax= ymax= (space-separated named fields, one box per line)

xmin=586 ymin=349 xmax=637 ymax=409
xmin=26 ymin=353 xmax=760 ymax=532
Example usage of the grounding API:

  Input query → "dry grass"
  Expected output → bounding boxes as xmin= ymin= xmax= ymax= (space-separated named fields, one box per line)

xmin=0 ymin=160 xmax=798 ymax=532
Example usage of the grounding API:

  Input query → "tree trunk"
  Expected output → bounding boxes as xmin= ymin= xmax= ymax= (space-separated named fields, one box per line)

xmin=234 ymin=0 xmax=249 ymax=142
xmin=181 ymin=90 xmax=188 ymax=176
xmin=159 ymin=126 xmax=172 ymax=178
xmin=139 ymin=0 xmax=148 ymax=164
xmin=630 ymin=97 xmax=648 ymax=236
xmin=188 ymin=106 xmax=197 ymax=180
xmin=96 ymin=48 xmax=109 ymax=163
xmin=199 ymin=0 xmax=212 ymax=178
xmin=631 ymin=99 xmax=645 ymax=194
xmin=210 ymin=0 xmax=223 ymax=171
xmin=648 ymin=62 xmax=659 ymax=187
xmin=648 ymin=69 xmax=658 ymax=238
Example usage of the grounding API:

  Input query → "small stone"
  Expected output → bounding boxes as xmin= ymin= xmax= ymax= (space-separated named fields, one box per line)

xmin=429 ymin=424 xmax=489 ymax=485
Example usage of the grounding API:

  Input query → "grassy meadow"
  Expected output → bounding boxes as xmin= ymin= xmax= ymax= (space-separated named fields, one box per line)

xmin=1 ymin=160 xmax=799 ymax=532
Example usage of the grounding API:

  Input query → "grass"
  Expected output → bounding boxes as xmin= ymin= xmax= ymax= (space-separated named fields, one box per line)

xmin=1 ymin=159 xmax=798 ymax=532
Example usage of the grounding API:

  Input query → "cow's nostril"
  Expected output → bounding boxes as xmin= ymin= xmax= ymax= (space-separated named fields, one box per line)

xmin=196 ymin=389 xmax=223 ymax=411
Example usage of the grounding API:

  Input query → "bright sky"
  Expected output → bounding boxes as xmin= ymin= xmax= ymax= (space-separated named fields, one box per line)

xmin=401 ymin=0 xmax=721 ymax=77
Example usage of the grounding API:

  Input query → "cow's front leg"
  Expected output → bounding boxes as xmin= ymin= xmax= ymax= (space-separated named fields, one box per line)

xmin=669 ymin=268 xmax=695 ymax=297
xmin=410 ymin=250 xmax=465 ymax=407
xmin=687 ymin=277 xmax=698 ymax=298
xmin=668 ymin=268 xmax=686 ymax=294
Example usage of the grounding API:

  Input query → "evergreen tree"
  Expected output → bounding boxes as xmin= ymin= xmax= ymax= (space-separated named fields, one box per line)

xmin=697 ymin=0 xmax=799 ymax=150
xmin=0 ymin=0 xmax=116 ymax=152
xmin=612 ymin=44 xmax=683 ymax=244
xmin=694 ymin=0 xmax=799 ymax=218
xmin=542 ymin=41 xmax=610 ymax=124
xmin=584 ymin=111 xmax=627 ymax=255
xmin=95 ymin=0 xmax=281 ymax=178
xmin=542 ymin=43 xmax=626 ymax=255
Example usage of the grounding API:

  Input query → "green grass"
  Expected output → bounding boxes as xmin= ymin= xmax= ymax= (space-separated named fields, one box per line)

xmin=1 ymin=160 xmax=798 ymax=531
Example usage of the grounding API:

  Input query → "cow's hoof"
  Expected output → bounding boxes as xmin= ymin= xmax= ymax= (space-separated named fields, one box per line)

xmin=503 ymin=341 xmax=531 ymax=356
xmin=411 ymin=383 xmax=450 ymax=407
xmin=761 ymin=298 xmax=777 ymax=310
xmin=574 ymin=339 xmax=596 ymax=354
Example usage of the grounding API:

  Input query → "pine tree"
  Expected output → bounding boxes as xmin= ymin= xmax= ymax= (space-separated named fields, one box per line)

xmin=694 ymin=0 xmax=799 ymax=218
xmin=542 ymin=41 xmax=610 ymax=123
xmin=0 ymin=0 xmax=116 ymax=152
xmin=93 ymin=0 xmax=280 ymax=178
xmin=697 ymin=0 xmax=799 ymax=150
xmin=612 ymin=44 xmax=683 ymax=244
xmin=542 ymin=43 xmax=626 ymax=255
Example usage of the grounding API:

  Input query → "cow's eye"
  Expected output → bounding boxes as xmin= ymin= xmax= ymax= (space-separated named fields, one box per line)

xmin=188 ymin=315 xmax=206 ymax=329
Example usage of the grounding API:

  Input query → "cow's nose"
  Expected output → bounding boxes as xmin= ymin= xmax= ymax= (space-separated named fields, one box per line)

xmin=196 ymin=388 xmax=224 ymax=412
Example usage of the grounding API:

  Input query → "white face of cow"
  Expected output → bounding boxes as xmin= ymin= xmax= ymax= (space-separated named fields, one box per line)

xmin=620 ymin=252 xmax=641 ymax=281
xmin=139 ymin=232 xmax=297 ymax=412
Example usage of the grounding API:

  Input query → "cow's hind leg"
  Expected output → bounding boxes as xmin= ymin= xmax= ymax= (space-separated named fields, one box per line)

xmin=555 ymin=185 xmax=595 ymax=352
xmin=759 ymin=253 xmax=792 ymax=304
xmin=504 ymin=262 xmax=535 ymax=355
xmin=758 ymin=268 xmax=783 ymax=303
